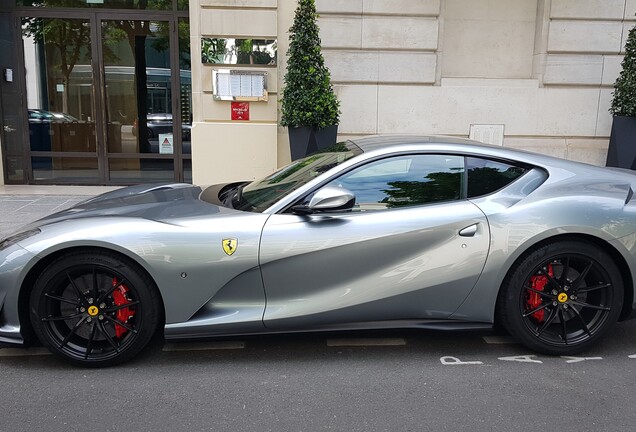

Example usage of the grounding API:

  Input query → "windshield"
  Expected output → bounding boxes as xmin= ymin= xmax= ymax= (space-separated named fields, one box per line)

xmin=233 ymin=141 xmax=362 ymax=212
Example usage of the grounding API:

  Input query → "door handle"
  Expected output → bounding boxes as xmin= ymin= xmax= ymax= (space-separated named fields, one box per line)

xmin=459 ymin=223 xmax=478 ymax=237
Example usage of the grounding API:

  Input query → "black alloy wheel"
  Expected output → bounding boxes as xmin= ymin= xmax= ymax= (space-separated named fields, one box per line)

xmin=30 ymin=251 xmax=161 ymax=367
xmin=498 ymin=241 xmax=623 ymax=355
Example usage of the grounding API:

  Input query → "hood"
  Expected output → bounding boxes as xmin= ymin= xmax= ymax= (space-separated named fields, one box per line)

xmin=33 ymin=183 xmax=234 ymax=227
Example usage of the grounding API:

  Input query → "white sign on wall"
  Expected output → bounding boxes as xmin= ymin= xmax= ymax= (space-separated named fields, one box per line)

xmin=212 ymin=69 xmax=268 ymax=101
xmin=469 ymin=124 xmax=505 ymax=146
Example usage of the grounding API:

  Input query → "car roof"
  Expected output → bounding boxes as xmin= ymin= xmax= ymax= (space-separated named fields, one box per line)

xmin=345 ymin=134 xmax=634 ymax=179
xmin=350 ymin=135 xmax=493 ymax=152
xmin=348 ymin=134 xmax=566 ymax=166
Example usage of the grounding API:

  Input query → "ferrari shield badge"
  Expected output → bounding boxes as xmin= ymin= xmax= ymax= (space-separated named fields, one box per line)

xmin=222 ymin=238 xmax=238 ymax=256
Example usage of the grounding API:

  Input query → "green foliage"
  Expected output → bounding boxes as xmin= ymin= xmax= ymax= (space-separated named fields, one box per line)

xmin=381 ymin=172 xmax=461 ymax=209
xmin=201 ymin=38 xmax=227 ymax=64
xmin=281 ymin=0 xmax=340 ymax=128
xmin=611 ymin=22 xmax=636 ymax=116
xmin=22 ymin=16 xmax=91 ymax=80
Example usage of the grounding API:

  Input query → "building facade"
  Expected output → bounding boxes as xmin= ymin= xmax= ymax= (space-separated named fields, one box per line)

xmin=0 ymin=0 xmax=632 ymax=186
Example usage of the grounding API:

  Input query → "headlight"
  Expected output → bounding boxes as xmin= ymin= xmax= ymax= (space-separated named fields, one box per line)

xmin=0 ymin=228 xmax=41 ymax=251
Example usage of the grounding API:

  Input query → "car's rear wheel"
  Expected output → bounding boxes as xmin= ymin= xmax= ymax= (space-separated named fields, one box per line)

xmin=498 ymin=240 xmax=623 ymax=355
xmin=30 ymin=251 xmax=161 ymax=367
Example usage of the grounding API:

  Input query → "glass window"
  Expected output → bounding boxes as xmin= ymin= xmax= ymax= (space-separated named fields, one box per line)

xmin=101 ymin=20 xmax=172 ymax=155
xmin=6 ymin=157 xmax=26 ymax=183
xmin=109 ymin=158 xmax=174 ymax=183
xmin=32 ymin=157 xmax=99 ymax=182
xmin=179 ymin=18 xmax=192 ymax=156
xmin=327 ymin=154 xmax=465 ymax=211
xmin=466 ymin=157 xmax=527 ymax=198
xmin=201 ymin=38 xmax=277 ymax=65
xmin=22 ymin=18 xmax=96 ymax=154
xmin=233 ymin=142 xmax=362 ymax=213
xmin=182 ymin=159 xmax=192 ymax=183
xmin=17 ymin=0 xmax=173 ymax=10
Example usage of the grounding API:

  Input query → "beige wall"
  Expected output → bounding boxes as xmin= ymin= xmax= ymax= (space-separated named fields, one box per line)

xmin=312 ymin=0 xmax=635 ymax=166
xmin=442 ymin=0 xmax=537 ymax=79
xmin=191 ymin=0 xmax=279 ymax=185
xmin=189 ymin=0 xmax=636 ymax=184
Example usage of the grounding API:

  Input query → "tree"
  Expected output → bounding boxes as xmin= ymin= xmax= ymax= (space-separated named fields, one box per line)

xmin=611 ymin=22 xmax=636 ymax=116
xmin=280 ymin=0 xmax=339 ymax=129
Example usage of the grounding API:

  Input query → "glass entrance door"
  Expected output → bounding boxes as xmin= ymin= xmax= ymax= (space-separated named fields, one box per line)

xmin=19 ymin=11 xmax=191 ymax=185
xmin=101 ymin=18 xmax=178 ymax=183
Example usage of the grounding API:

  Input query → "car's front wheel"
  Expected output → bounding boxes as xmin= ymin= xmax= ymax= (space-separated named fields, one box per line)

xmin=498 ymin=240 xmax=623 ymax=355
xmin=30 ymin=251 xmax=161 ymax=367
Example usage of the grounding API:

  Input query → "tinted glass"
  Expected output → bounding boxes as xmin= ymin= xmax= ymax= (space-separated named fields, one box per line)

xmin=32 ymin=157 xmax=98 ymax=182
xmin=327 ymin=154 xmax=464 ymax=211
xmin=466 ymin=157 xmax=527 ymax=198
xmin=17 ymin=0 xmax=172 ymax=10
xmin=101 ymin=20 xmax=172 ymax=155
xmin=6 ymin=156 xmax=26 ymax=182
xmin=179 ymin=18 xmax=192 ymax=155
xmin=22 ymin=18 xmax=96 ymax=154
xmin=235 ymin=142 xmax=362 ymax=213
xmin=109 ymin=158 xmax=174 ymax=183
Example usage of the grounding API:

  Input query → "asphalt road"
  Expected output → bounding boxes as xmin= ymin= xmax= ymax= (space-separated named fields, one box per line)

xmin=1 ymin=327 xmax=636 ymax=432
xmin=1 ymin=194 xmax=636 ymax=432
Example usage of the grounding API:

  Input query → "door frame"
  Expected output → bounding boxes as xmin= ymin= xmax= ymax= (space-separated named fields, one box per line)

xmin=11 ymin=5 xmax=189 ymax=185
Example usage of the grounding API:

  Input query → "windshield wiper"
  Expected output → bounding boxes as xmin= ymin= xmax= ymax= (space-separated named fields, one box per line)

xmin=227 ymin=184 xmax=244 ymax=209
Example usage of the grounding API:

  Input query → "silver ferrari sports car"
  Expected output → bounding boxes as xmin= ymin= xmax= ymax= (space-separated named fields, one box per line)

xmin=1 ymin=135 xmax=635 ymax=366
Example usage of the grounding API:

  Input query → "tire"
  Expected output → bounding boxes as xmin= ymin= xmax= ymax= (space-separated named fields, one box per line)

xmin=497 ymin=240 xmax=623 ymax=355
xmin=29 ymin=251 xmax=161 ymax=367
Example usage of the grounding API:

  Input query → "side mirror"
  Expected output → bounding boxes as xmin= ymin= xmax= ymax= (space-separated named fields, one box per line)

xmin=292 ymin=186 xmax=355 ymax=214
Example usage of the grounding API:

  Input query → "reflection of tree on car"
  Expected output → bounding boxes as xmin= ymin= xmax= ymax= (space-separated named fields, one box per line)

xmin=381 ymin=172 xmax=462 ymax=209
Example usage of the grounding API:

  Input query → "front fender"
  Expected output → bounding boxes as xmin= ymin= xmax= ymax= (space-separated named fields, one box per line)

xmin=16 ymin=215 xmax=267 ymax=324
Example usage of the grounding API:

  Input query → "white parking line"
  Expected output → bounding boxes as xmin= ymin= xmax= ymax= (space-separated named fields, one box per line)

xmin=162 ymin=341 xmax=246 ymax=352
xmin=326 ymin=338 xmax=406 ymax=347
xmin=482 ymin=335 xmax=516 ymax=344
xmin=0 ymin=347 xmax=52 ymax=357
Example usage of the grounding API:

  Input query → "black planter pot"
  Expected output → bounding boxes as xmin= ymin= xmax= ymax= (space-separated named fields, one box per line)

xmin=606 ymin=116 xmax=636 ymax=169
xmin=288 ymin=125 xmax=338 ymax=161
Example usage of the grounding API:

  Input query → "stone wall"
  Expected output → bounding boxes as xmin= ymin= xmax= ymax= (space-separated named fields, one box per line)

xmin=191 ymin=0 xmax=279 ymax=184
xmin=190 ymin=0 xmax=636 ymax=184
xmin=313 ymin=0 xmax=636 ymax=166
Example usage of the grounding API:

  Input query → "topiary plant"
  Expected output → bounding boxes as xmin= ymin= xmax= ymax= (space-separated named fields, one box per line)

xmin=281 ymin=0 xmax=340 ymax=129
xmin=611 ymin=21 xmax=636 ymax=116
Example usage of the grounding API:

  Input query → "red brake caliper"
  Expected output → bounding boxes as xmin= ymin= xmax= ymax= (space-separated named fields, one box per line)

xmin=527 ymin=263 xmax=554 ymax=322
xmin=111 ymin=278 xmax=136 ymax=338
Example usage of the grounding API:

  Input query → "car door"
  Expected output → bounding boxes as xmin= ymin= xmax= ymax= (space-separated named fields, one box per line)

xmin=260 ymin=153 xmax=491 ymax=329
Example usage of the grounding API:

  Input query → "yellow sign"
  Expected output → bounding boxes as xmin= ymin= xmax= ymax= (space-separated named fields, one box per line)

xmin=222 ymin=238 xmax=238 ymax=256
xmin=557 ymin=293 xmax=568 ymax=303
xmin=87 ymin=305 xmax=99 ymax=316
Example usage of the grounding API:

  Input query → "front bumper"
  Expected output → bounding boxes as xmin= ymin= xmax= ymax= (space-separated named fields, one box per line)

xmin=0 ymin=245 xmax=38 ymax=346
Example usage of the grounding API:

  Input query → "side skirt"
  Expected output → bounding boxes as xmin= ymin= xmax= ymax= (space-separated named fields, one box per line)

xmin=163 ymin=319 xmax=494 ymax=341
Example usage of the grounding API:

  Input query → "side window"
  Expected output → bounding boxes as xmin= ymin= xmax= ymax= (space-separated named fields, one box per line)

xmin=327 ymin=154 xmax=465 ymax=211
xmin=466 ymin=157 xmax=527 ymax=198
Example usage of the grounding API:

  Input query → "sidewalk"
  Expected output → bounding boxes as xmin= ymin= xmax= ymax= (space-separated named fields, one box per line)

xmin=0 ymin=185 xmax=120 ymax=239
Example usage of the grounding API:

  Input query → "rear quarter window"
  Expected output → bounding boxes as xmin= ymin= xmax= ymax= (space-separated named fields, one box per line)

xmin=466 ymin=157 xmax=527 ymax=198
